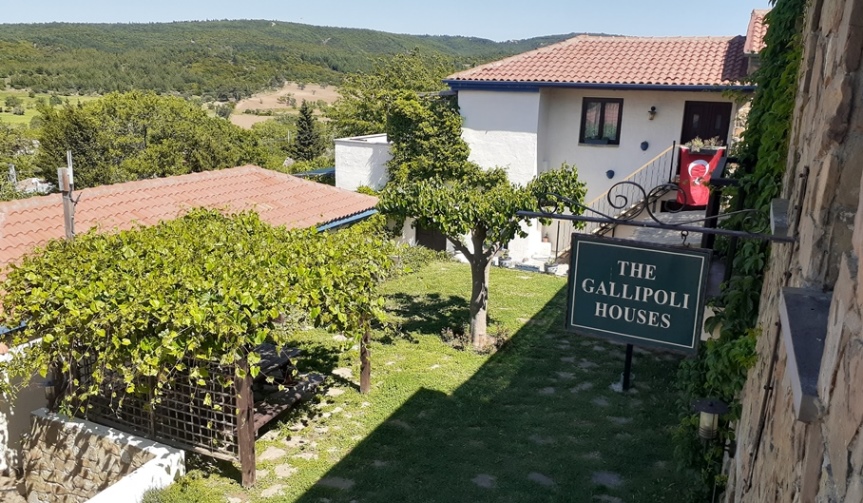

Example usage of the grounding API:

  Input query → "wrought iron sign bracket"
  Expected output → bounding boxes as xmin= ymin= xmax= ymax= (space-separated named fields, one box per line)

xmin=518 ymin=182 xmax=797 ymax=244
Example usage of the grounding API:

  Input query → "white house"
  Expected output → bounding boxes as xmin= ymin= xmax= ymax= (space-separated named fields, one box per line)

xmin=334 ymin=11 xmax=768 ymax=260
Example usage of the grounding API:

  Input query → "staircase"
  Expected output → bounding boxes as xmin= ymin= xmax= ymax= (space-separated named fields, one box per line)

xmin=546 ymin=143 xmax=678 ymax=253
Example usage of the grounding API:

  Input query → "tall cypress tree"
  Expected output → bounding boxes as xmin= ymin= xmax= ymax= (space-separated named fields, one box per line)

xmin=290 ymin=100 xmax=324 ymax=161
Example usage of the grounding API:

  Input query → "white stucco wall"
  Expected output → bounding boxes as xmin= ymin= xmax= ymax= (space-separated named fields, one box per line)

xmin=0 ymin=379 xmax=45 ymax=472
xmin=537 ymin=88 xmax=739 ymax=201
xmin=1 ymin=339 xmax=48 ymax=472
xmin=334 ymin=134 xmax=392 ymax=191
xmin=458 ymin=90 xmax=546 ymax=260
xmin=458 ymin=90 xmax=541 ymax=186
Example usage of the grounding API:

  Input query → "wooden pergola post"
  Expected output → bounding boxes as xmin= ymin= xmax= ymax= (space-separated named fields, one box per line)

xmin=237 ymin=357 xmax=256 ymax=487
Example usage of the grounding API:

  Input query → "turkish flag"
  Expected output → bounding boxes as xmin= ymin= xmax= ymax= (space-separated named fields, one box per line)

xmin=677 ymin=147 xmax=725 ymax=207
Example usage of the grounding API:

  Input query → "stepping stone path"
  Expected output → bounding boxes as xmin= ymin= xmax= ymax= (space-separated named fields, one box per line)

xmin=592 ymin=397 xmax=610 ymax=407
xmin=527 ymin=472 xmax=556 ymax=487
xmin=570 ymin=382 xmax=595 ymax=393
xmin=582 ymin=451 xmax=602 ymax=460
xmin=326 ymin=388 xmax=345 ymax=397
xmin=389 ymin=419 xmax=412 ymax=430
xmin=227 ymin=497 xmax=243 ymax=503
xmin=260 ymin=484 xmax=285 ymax=498
xmin=259 ymin=447 xmax=286 ymax=462
xmin=560 ymin=356 xmax=576 ymax=363
xmin=578 ymin=359 xmax=598 ymax=370
xmin=529 ymin=434 xmax=555 ymax=445
xmin=372 ymin=460 xmax=388 ymax=468
xmin=293 ymin=452 xmax=319 ymax=461
xmin=556 ymin=371 xmax=575 ymax=380
xmin=255 ymin=469 xmax=270 ymax=479
xmin=594 ymin=496 xmax=624 ymax=503
xmin=275 ymin=464 xmax=298 ymax=478
xmin=333 ymin=367 xmax=353 ymax=379
xmin=332 ymin=334 xmax=349 ymax=342
xmin=318 ymin=477 xmax=355 ymax=490
xmin=472 ymin=474 xmax=497 ymax=489
xmin=608 ymin=416 xmax=632 ymax=425
xmin=591 ymin=471 xmax=624 ymax=488
xmin=539 ymin=387 xmax=556 ymax=395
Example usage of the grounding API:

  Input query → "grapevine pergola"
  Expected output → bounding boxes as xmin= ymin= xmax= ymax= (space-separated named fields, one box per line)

xmin=0 ymin=209 xmax=394 ymax=486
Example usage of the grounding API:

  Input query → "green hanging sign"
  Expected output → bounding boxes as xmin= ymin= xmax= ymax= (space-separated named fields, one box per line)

xmin=566 ymin=235 xmax=711 ymax=354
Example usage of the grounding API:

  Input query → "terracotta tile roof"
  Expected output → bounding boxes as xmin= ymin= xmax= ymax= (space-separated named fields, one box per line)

xmin=744 ymin=9 xmax=770 ymax=54
xmin=0 ymin=165 xmax=378 ymax=272
xmin=446 ymin=35 xmax=750 ymax=87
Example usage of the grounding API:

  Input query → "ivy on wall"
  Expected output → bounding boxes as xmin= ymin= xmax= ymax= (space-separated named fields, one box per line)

xmin=673 ymin=0 xmax=809 ymax=498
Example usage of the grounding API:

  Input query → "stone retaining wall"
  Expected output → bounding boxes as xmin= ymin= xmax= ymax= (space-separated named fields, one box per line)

xmin=726 ymin=0 xmax=863 ymax=501
xmin=23 ymin=410 xmax=154 ymax=503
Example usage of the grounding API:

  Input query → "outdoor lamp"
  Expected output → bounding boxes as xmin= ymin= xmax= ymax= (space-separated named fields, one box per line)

xmin=42 ymin=379 xmax=56 ymax=403
xmin=648 ymin=106 xmax=657 ymax=120
xmin=606 ymin=170 xmax=615 ymax=179
xmin=693 ymin=398 xmax=729 ymax=440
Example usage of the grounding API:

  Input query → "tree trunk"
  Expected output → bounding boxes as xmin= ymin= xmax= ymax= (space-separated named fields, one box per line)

xmin=360 ymin=325 xmax=371 ymax=394
xmin=468 ymin=228 xmax=491 ymax=349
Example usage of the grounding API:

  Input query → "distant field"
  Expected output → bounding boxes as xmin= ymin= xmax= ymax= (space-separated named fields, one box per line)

xmin=0 ymin=90 xmax=99 ymax=126
xmin=230 ymin=82 xmax=339 ymax=129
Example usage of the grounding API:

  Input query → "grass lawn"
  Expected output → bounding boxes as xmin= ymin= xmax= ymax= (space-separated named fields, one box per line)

xmin=148 ymin=261 xmax=690 ymax=503
xmin=0 ymin=89 xmax=99 ymax=126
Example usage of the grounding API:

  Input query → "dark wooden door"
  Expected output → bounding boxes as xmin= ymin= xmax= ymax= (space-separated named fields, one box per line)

xmin=680 ymin=101 xmax=733 ymax=145
xmin=416 ymin=225 xmax=448 ymax=252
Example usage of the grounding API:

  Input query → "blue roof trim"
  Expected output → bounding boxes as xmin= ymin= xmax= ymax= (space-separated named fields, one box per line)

xmin=443 ymin=79 xmax=756 ymax=93
xmin=294 ymin=167 xmax=336 ymax=178
xmin=0 ymin=322 xmax=26 ymax=336
xmin=316 ymin=208 xmax=378 ymax=232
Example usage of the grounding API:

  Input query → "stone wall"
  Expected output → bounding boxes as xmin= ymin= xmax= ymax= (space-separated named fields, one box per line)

xmin=22 ymin=411 xmax=154 ymax=503
xmin=726 ymin=0 xmax=863 ymax=501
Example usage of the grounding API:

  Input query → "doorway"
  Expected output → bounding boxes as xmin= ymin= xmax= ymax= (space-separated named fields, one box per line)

xmin=680 ymin=101 xmax=733 ymax=145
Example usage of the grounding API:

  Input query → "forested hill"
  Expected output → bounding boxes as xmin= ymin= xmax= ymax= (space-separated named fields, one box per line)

xmin=0 ymin=21 xmax=578 ymax=100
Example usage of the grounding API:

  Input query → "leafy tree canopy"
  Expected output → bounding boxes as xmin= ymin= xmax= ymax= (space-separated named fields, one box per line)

xmin=34 ymin=91 xmax=266 ymax=189
xmin=326 ymin=50 xmax=456 ymax=138
xmin=378 ymin=94 xmax=586 ymax=346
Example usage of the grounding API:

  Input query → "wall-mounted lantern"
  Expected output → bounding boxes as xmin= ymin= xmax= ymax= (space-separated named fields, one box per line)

xmin=606 ymin=170 xmax=615 ymax=179
xmin=640 ymin=141 xmax=649 ymax=151
xmin=693 ymin=398 xmax=729 ymax=440
xmin=648 ymin=106 xmax=657 ymax=120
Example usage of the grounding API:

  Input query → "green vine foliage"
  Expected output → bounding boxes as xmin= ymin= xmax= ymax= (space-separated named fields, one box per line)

xmin=0 ymin=209 xmax=394 ymax=414
xmin=673 ymin=0 xmax=808 ymax=498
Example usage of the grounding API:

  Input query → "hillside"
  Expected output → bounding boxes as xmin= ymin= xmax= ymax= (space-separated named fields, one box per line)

xmin=0 ymin=21 xmax=578 ymax=100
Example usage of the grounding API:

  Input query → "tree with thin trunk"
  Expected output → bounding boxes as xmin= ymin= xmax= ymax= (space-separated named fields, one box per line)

xmin=378 ymin=93 xmax=586 ymax=348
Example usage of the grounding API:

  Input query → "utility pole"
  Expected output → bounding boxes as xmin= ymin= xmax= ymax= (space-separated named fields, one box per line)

xmin=57 ymin=150 xmax=76 ymax=240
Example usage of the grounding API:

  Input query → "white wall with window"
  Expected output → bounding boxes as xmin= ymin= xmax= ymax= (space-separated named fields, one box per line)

xmin=537 ymin=88 xmax=739 ymax=201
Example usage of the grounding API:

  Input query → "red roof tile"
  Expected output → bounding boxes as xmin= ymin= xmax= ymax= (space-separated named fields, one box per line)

xmin=447 ymin=35 xmax=750 ymax=87
xmin=744 ymin=9 xmax=770 ymax=54
xmin=0 ymin=166 xmax=377 ymax=272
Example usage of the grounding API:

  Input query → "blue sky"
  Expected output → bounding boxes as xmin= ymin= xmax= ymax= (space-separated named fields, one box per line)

xmin=2 ymin=0 xmax=772 ymax=41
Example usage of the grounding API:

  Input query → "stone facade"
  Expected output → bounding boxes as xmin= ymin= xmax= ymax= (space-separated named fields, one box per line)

xmin=22 ymin=413 xmax=153 ymax=503
xmin=725 ymin=0 xmax=863 ymax=501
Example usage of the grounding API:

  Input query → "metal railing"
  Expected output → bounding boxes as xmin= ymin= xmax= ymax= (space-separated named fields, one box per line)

xmin=547 ymin=143 xmax=677 ymax=254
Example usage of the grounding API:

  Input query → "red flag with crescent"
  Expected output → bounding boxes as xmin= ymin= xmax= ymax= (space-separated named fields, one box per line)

xmin=677 ymin=147 xmax=725 ymax=206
